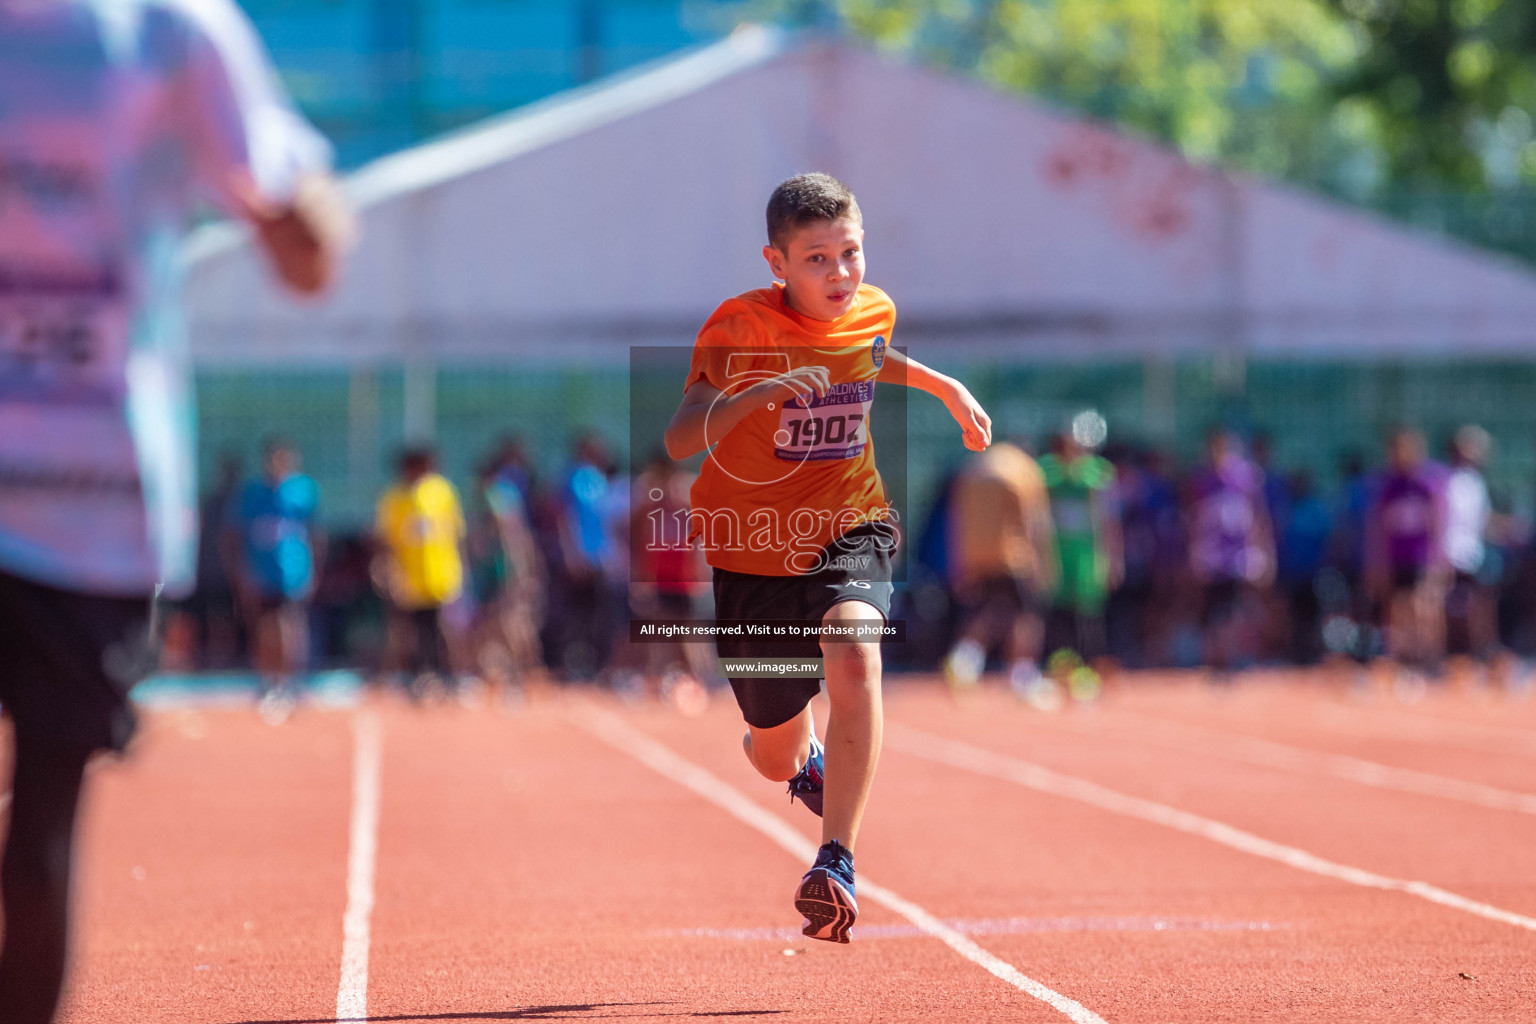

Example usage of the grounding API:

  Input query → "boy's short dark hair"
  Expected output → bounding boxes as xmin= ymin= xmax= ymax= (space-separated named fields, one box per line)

xmin=766 ymin=173 xmax=861 ymax=250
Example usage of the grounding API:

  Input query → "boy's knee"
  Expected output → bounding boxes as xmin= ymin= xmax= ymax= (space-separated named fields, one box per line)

xmin=822 ymin=641 xmax=881 ymax=688
xmin=744 ymin=727 xmax=809 ymax=782
xmin=820 ymin=599 xmax=884 ymax=685
xmin=823 ymin=641 xmax=884 ymax=672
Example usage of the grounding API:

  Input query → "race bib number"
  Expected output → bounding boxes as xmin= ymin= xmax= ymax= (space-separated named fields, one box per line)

xmin=0 ymin=282 xmax=128 ymax=405
xmin=774 ymin=380 xmax=874 ymax=462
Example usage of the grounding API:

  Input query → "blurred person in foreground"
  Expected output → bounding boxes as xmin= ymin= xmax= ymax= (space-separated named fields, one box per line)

xmin=942 ymin=440 xmax=1056 ymax=701
xmin=1186 ymin=429 xmax=1275 ymax=675
xmin=230 ymin=437 xmax=321 ymax=719
xmin=0 ymin=0 xmax=349 ymax=1015
xmin=1039 ymin=429 xmax=1121 ymax=698
xmin=374 ymin=446 xmax=468 ymax=698
xmin=1442 ymin=426 xmax=1495 ymax=670
xmin=1365 ymin=427 xmax=1448 ymax=679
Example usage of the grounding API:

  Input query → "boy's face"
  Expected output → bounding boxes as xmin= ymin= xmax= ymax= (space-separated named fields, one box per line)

xmin=763 ymin=216 xmax=865 ymax=321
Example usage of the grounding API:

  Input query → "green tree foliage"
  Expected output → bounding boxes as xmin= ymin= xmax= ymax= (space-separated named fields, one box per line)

xmin=1327 ymin=0 xmax=1536 ymax=190
xmin=759 ymin=0 xmax=1536 ymax=194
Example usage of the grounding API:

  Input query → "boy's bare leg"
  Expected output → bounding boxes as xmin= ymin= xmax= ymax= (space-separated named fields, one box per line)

xmin=819 ymin=600 xmax=884 ymax=851
xmin=743 ymin=708 xmax=813 ymax=782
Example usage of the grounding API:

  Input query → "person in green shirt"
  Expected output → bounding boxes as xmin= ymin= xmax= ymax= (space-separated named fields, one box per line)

xmin=1039 ymin=431 xmax=1123 ymax=698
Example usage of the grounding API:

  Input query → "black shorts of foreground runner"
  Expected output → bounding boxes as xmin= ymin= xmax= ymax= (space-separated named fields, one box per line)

xmin=0 ymin=569 xmax=155 ymax=1024
xmin=0 ymin=569 xmax=154 ymax=757
xmin=713 ymin=521 xmax=895 ymax=729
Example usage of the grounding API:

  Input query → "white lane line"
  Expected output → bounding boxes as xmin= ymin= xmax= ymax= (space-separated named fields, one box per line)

xmin=337 ymin=709 xmax=383 ymax=1023
xmin=577 ymin=707 xmax=1108 ymax=1024
xmin=1082 ymin=712 xmax=1536 ymax=816
xmin=887 ymin=725 xmax=1536 ymax=933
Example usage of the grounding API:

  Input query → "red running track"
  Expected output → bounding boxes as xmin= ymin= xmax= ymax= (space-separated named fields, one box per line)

xmin=35 ymin=672 xmax=1536 ymax=1023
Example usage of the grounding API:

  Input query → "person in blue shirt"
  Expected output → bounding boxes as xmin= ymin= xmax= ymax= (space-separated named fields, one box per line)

xmin=554 ymin=435 xmax=620 ymax=678
xmin=231 ymin=438 xmax=321 ymax=714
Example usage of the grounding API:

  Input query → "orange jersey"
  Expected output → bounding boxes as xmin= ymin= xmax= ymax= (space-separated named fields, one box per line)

xmin=684 ymin=282 xmax=896 ymax=576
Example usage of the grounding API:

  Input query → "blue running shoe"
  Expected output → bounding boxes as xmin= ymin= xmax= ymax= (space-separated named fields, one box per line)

xmin=796 ymin=839 xmax=857 ymax=943
xmin=786 ymin=733 xmax=825 ymax=817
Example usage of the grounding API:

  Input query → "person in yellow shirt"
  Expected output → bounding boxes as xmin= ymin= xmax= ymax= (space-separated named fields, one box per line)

xmin=664 ymin=173 xmax=991 ymax=943
xmin=374 ymin=446 xmax=467 ymax=696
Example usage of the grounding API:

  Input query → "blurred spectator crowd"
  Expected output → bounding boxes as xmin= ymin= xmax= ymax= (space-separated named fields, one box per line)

xmin=164 ymin=418 xmax=1536 ymax=699
xmin=165 ymin=432 xmax=708 ymax=704
xmin=914 ymin=420 xmax=1531 ymax=702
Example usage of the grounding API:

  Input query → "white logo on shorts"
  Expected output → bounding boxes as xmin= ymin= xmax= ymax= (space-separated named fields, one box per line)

xmin=848 ymin=580 xmax=872 ymax=589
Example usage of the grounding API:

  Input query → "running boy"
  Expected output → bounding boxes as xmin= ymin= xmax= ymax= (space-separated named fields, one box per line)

xmin=664 ymin=173 xmax=991 ymax=942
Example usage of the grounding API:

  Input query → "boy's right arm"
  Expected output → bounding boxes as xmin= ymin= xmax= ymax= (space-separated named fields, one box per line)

xmin=663 ymin=367 xmax=831 ymax=461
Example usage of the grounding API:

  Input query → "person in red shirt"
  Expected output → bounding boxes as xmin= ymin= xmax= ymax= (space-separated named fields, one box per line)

xmin=664 ymin=173 xmax=991 ymax=943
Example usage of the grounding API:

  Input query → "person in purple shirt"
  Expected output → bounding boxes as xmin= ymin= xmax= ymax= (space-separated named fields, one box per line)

xmin=1186 ymin=429 xmax=1275 ymax=674
xmin=1365 ymin=427 xmax=1448 ymax=674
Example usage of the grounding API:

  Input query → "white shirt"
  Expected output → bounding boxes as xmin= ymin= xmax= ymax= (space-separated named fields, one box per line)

xmin=1443 ymin=465 xmax=1490 ymax=575
xmin=0 ymin=0 xmax=328 ymax=594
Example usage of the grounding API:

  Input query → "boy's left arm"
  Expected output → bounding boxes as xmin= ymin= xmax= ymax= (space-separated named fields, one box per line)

xmin=878 ymin=348 xmax=991 ymax=451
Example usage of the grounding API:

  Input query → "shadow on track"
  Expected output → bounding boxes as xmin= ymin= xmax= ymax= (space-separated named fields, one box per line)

xmin=218 ymin=1004 xmax=790 ymax=1023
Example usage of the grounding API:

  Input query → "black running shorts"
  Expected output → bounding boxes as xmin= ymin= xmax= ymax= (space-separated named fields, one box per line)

xmin=712 ymin=521 xmax=896 ymax=729
xmin=0 ymin=569 xmax=155 ymax=755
